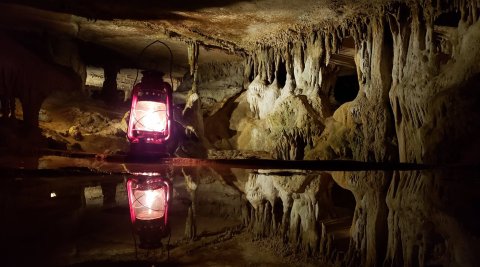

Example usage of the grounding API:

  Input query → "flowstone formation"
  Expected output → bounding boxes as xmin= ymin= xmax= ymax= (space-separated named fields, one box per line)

xmin=387 ymin=1 xmax=480 ymax=164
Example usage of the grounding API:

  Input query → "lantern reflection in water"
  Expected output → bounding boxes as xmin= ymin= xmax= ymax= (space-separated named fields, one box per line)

xmin=127 ymin=174 xmax=171 ymax=249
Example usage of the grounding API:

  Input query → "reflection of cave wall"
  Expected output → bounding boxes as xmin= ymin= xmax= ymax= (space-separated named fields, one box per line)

xmin=239 ymin=169 xmax=480 ymax=266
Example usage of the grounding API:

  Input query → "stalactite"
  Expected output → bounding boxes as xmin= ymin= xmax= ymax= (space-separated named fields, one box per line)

xmin=324 ymin=32 xmax=332 ymax=66
xmin=283 ymin=42 xmax=296 ymax=93
xmin=240 ymin=195 xmax=250 ymax=228
xmin=243 ymin=55 xmax=254 ymax=89
xmin=187 ymin=41 xmax=198 ymax=77
xmin=183 ymin=41 xmax=210 ymax=149
xmin=184 ymin=41 xmax=200 ymax=114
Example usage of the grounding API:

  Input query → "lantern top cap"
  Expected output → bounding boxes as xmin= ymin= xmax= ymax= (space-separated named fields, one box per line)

xmin=130 ymin=172 xmax=161 ymax=177
xmin=141 ymin=70 xmax=165 ymax=77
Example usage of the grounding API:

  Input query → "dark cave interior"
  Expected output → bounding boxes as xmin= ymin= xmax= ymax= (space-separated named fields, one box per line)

xmin=0 ymin=0 xmax=480 ymax=266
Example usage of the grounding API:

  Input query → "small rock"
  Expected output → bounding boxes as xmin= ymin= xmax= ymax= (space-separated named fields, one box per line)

xmin=39 ymin=109 xmax=51 ymax=122
xmin=68 ymin=126 xmax=83 ymax=141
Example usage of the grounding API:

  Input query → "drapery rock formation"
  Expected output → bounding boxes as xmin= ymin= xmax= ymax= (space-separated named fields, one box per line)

xmin=216 ymin=1 xmax=480 ymax=164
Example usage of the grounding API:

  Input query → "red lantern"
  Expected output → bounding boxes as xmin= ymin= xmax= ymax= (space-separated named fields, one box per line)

xmin=127 ymin=174 xmax=171 ymax=249
xmin=127 ymin=70 xmax=173 ymax=145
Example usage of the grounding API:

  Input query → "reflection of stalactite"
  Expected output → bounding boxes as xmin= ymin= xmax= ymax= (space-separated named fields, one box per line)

xmin=384 ymin=170 xmax=479 ymax=267
xmin=100 ymin=181 xmax=117 ymax=207
xmin=241 ymin=195 xmax=250 ymax=227
xmin=185 ymin=205 xmax=196 ymax=241
xmin=332 ymin=171 xmax=391 ymax=267
xmin=183 ymin=168 xmax=197 ymax=241
xmin=244 ymin=171 xmax=341 ymax=261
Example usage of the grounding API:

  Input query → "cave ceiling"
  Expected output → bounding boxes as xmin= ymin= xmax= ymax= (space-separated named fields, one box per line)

xmin=0 ymin=0 xmax=379 ymax=75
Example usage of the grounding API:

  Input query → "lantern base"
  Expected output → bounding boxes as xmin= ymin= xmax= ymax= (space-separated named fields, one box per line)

xmin=129 ymin=143 xmax=171 ymax=158
xmin=136 ymin=218 xmax=169 ymax=249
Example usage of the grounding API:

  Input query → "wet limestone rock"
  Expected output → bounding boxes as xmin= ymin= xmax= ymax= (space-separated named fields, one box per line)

xmin=68 ymin=125 xmax=83 ymax=141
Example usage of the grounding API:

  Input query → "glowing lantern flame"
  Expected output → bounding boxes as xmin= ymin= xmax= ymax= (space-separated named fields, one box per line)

xmin=132 ymin=188 xmax=166 ymax=220
xmin=132 ymin=101 xmax=167 ymax=132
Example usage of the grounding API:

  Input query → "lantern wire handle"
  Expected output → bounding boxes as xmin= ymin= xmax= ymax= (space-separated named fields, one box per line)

xmin=167 ymin=226 xmax=171 ymax=260
xmin=130 ymin=210 xmax=139 ymax=261
xmin=133 ymin=40 xmax=174 ymax=92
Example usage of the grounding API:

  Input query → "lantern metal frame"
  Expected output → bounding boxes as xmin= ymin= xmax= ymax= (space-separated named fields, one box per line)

xmin=126 ymin=76 xmax=173 ymax=145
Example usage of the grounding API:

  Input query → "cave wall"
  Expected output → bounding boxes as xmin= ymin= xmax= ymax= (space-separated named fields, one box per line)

xmin=223 ymin=0 xmax=480 ymax=163
xmin=388 ymin=1 xmax=480 ymax=164
xmin=48 ymin=36 xmax=87 ymax=90
xmin=0 ymin=33 xmax=83 ymax=132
